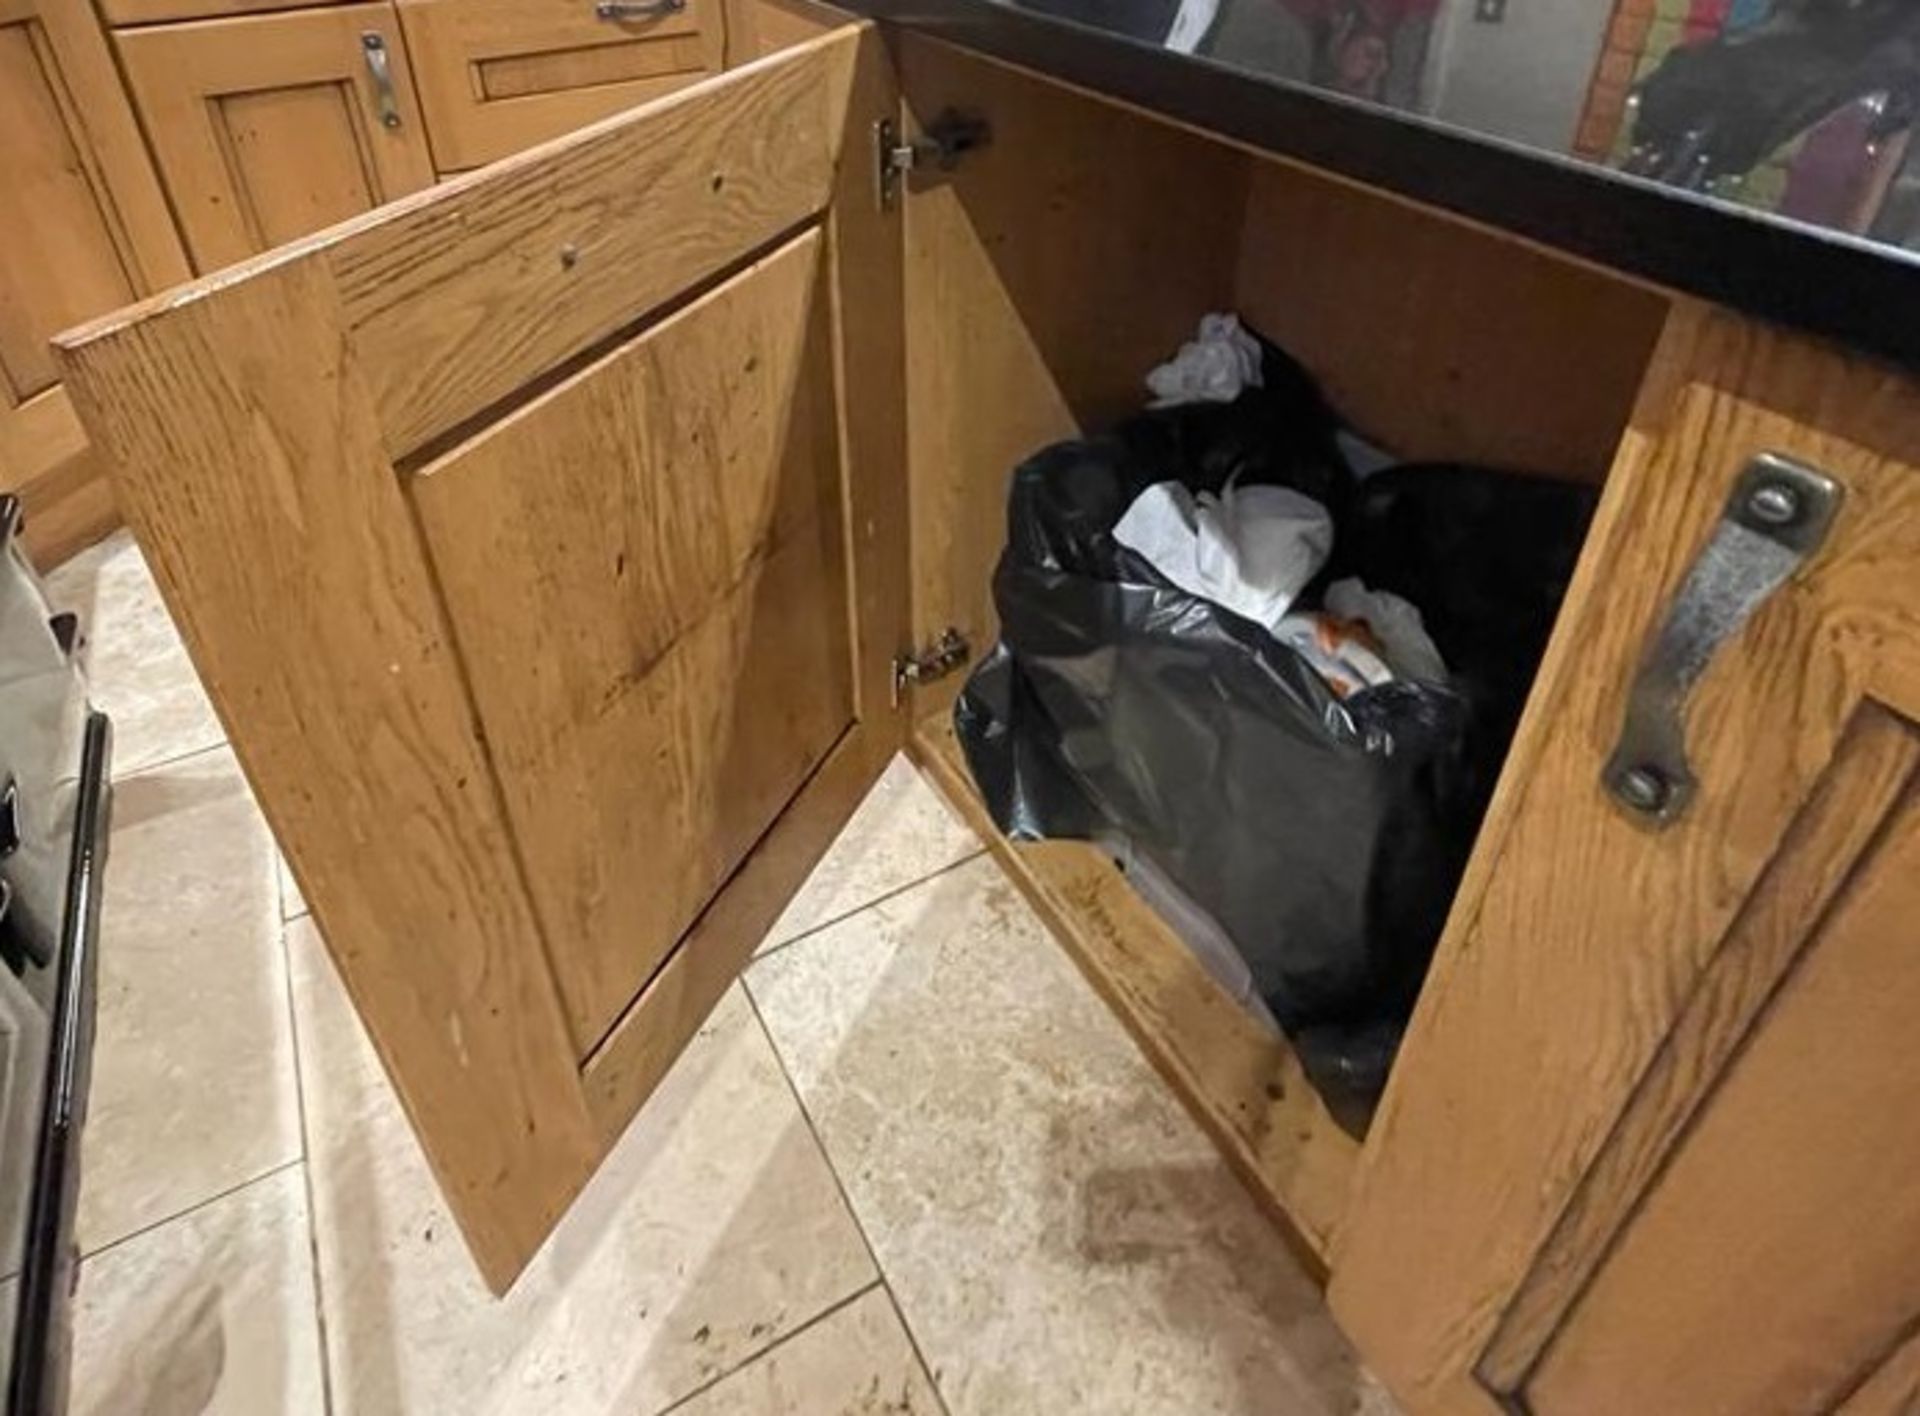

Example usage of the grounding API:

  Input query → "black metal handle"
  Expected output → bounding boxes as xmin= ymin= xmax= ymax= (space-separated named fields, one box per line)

xmin=361 ymin=32 xmax=402 ymax=130
xmin=1603 ymin=452 xmax=1842 ymax=826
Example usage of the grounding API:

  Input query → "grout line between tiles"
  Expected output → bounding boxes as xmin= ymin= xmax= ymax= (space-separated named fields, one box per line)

xmin=650 ymin=1279 xmax=886 ymax=1416
xmin=112 ymin=735 xmax=231 ymax=784
xmin=77 ymin=1154 xmax=304 ymax=1266
xmin=279 ymin=916 xmax=337 ymax=1416
xmin=738 ymin=983 xmax=957 ymax=1416
xmin=752 ymin=849 xmax=989 ymax=964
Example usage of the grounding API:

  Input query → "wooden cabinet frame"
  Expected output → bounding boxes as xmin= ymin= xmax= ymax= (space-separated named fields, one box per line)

xmin=0 ymin=0 xmax=190 ymax=564
xmin=53 ymin=18 xmax=1920 ymax=1412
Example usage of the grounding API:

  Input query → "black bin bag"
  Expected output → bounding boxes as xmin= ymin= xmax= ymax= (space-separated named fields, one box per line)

xmin=954 ymin=352 xmax=1596 ymax=1132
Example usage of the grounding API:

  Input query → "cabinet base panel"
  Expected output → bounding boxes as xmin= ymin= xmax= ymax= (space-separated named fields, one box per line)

xmin=910 ymin=712 xmax=1359 ymax=1273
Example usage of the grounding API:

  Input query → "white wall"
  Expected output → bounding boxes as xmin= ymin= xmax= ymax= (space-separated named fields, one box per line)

xmin=1425 ymin=0 xmax=1617 ymax=154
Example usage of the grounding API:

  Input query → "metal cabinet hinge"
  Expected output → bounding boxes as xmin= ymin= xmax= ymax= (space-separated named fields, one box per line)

xmin=876 ymin=111 xmax=991 ymax=210
xmin=891 ymin=628 xmax=971 ymax=706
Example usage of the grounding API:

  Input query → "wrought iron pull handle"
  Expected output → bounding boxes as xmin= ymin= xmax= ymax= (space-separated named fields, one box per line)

xmin=361 ymin=32 xmax=402 ymax=130
xmin=596 ymin=0 xmax=686 ymax=19
xmin=1603 ymin=452 xmax=1842 ymax=827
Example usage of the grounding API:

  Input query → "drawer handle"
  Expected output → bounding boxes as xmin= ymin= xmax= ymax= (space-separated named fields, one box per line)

xmin=361 ymin=32 xmax=403 ymax=130
xmin=1603 ymin=452 xmax=1842 ymax=827
xmin=596 ymin=0 xmax=686 ymax=19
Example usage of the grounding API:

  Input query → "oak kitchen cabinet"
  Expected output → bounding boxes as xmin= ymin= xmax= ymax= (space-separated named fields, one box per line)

xmin=0 ymin=0 xmax=189 ymax=566
xmin=51 ymin=15 xmax=1920 ymax=1416
xmin=1 ymin=0 xmax=810 ymax=567
xmin=116 ymin=3 xmax=437 ymax=272
xmin=397 ymin=0 xmax=730 ymax=172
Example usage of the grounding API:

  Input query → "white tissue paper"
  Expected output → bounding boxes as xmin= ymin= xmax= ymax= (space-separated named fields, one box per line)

xmin=1145 ymin=312 xmax=1265 ymax=408
xmin=1114 ymin=480 xmax=1333 ymax=633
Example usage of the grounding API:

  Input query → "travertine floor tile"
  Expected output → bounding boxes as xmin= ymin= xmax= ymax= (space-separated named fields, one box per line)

xmin=758 ymin=755 xmax=981 ymax=956
xmin=668 ymin=1286 xmax=940 ymax=1416
xmin=77 ymin=746 xmax=300 ymax=1254
xmin=69 ymin=1166 xmax=325 ymax=1416
xmin=44 ymin=531 xmax=224 ymax=778
xmin=747 ymin=857 xmax=1375 ymax=1416
xmin=289 ymin=921 xmax=878 ymax=1416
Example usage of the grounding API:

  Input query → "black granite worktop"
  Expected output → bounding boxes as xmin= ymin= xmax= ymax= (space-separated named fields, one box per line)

xmin=853 ymin=0 xmax=1920 ymax=370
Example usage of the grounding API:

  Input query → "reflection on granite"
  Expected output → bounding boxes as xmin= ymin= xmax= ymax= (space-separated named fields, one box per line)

xmin=1005 ymin=0 xmax=1920 ymax=256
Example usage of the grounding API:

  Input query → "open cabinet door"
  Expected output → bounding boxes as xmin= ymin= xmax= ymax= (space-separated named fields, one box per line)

xmin=53 ymin=23 xmax=907 ymax=1293
xmin=1331 ymin=305 xmax=1920 ymax=1415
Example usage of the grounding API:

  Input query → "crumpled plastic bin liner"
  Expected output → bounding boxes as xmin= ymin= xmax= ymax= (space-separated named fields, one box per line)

xmin=954 ymin=344 xmax=1594 ymax=1130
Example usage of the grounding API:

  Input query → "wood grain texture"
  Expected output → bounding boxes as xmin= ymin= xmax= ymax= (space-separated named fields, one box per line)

xmin=585 ymin=20 xmax=908 ymax=1132
xmin=1232 ymin=161 xmax=1664 ymax=480
xmin=100 ymin=0 xmax=348 ymax=24
xmin=0 ymin=0 xmax=187 ymax=563
xmin=898 ymin=33 xmax=1247 ymax=712
xmin=1526 ymin=760 xmax=1920 ymax=1415
xmin=1840 ymin=1324 xmax=1920 ymax=1416
xmin=912 ymin=715 xmax=1358 ymax=1268
xmin=116 ymin=3 xmax=435 ymax=272
xmin=413 ymin=230 xmax=854 ymax=1052
xmin=722 ymin=0 xmax=846 ymax=63
xmin=1482 ymin=701 xmax=1920 ymax=1396
xmin=328 ymin=26 xmax=859 ymax=457
xmin=53 ymin=257 xmax=598 ymax=1293
xmin=1330 ymin=302 xmax=1920 ymax=1415
xmin=55 ymin=23 xmax=901 ymax=1289
xmin=396 ymin=0 xmax=726 ymax=173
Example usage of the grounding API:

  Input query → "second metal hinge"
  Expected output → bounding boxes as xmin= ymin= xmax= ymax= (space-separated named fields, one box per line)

xmin=891 ymin=628 xmax=971 ymax=706
xmin=876 ymin=111 xmax=991 ymax=209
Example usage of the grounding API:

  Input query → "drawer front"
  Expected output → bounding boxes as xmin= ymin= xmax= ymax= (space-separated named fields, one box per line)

xmin=99 ymin=0 xmax=353 ymax=24
xmin=398 ymin=0 xmax=726 ymax=171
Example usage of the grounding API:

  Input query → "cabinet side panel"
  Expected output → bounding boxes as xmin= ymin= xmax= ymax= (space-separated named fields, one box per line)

xmin=898 ymin=34 xmax=1248 ymax=709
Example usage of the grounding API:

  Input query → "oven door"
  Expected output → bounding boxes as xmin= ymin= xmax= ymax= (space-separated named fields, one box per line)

xmin=0 ymin=496 xmax=111 ymax=1416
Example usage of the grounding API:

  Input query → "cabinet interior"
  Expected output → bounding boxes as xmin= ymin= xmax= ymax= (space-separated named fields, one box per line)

xmin=56 ymin=19 xmax=1706 ymax=1290
xmin=894 ymin=33 xmax=1677 ymax=1264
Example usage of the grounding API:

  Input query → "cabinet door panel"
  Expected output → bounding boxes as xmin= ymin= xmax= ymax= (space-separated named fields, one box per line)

xmin=56 ymin=25 xmax=904 ymax=1291
xmin=117 ymin=3 xmax=435 ymax=271
xmin=1525 ymin=719 xmax=1920 ymax=1413
xmin=1332 ymin=305 xmax=1920 ymax=1415
xmin=0 ymin=25 xmax=136 ymax=402
xmin=0 ymin=0 xmax=187 ymax=562
xmin=399 ymin=0 xmax=727 ymax=172
xmin=414 ymin=231 xmax=853 ymax=1051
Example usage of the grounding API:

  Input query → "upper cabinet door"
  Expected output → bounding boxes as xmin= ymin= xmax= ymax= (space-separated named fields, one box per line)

xmin=398 ymin=0 xmax=728 ymax=172
xmin=117 ymin=2 xmax=436 ymax=271
xmin=0 ymin=0 xmax=188 ymax=557
xmin=56 ymin=23 xmax=905 ymax=1291
xmin=1332 ymin=305 xmax=1920 ymax=1415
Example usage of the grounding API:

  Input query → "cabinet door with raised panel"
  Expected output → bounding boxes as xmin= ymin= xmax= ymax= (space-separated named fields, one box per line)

xmin=117 ymin=2 xmax=435 ymax=272
xmin=58 ymin=23 xmax=901 ymax=1295
xmin=398 ymin=0 xmax=727 ymax=172
xmin=1333 ymin=304 xmax=1920 ymax=1416
xmin=0 ymin=0 xmax=189 ymax=563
